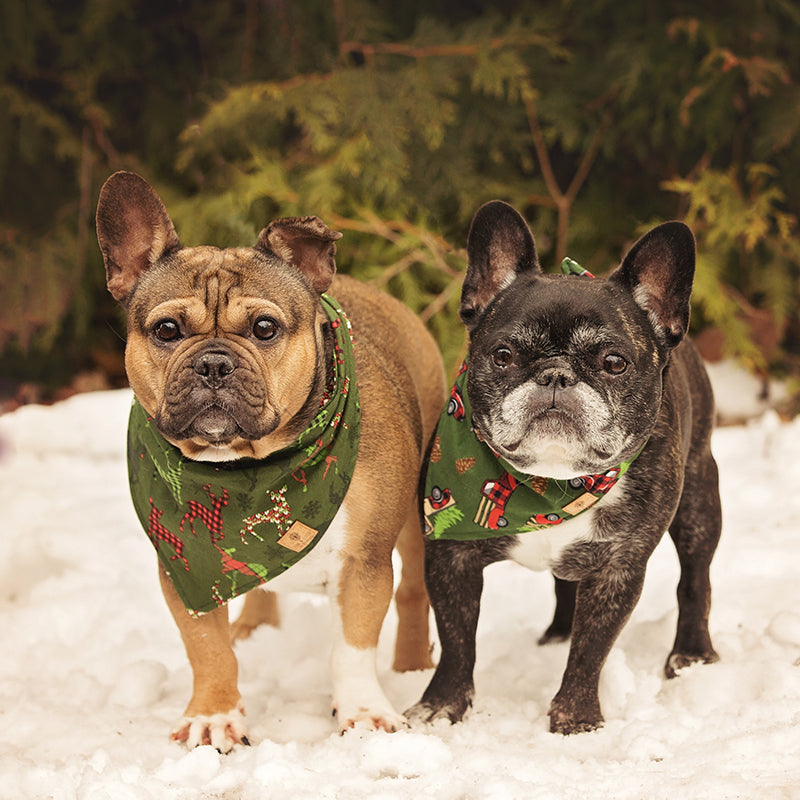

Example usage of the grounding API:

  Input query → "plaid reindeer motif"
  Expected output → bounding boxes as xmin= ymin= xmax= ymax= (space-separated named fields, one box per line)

xmin=180 ymin=485 xmax=266 ymax=593
xmin=146 ymin=498 xmax=190 ymax=571
xmin=181 ymin=484 xmax=230 ymax=545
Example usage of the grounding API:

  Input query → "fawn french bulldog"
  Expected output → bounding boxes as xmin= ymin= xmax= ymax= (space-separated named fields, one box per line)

xmin=96 ymin=171 xmax=444 ymax=751
xmin=409 ymin=200 xmax=721 ymax=734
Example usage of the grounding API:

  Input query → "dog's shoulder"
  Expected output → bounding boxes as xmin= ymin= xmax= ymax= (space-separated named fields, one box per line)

xmin=663 ymin=338 xmax=716 ymax=436
xmin=329 ymin=274 xmax=445 ymax=420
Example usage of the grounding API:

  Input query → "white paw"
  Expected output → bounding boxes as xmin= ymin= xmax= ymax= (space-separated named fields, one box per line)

xmin=170 ymin=706 xmax=250 ymax=753
xmin=330 ymin=640 xmax=406 ymax=733
xmin=334 ymin=700 xmax=408 ymax=734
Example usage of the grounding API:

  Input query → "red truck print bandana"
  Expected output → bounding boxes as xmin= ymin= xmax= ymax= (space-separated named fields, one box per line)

xmin=423 ymin=361 xmax=637 ymax=542
xmin=126 ymin=294 xmax=360 ymax=615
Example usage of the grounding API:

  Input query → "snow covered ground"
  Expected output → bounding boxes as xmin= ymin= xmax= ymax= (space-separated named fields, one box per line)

xmin=0 ymin=372 xmax=798 ymax=800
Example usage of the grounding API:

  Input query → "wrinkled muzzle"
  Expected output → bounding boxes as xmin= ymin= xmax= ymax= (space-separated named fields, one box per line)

xmin=159 ymin=339 xmax=274 ymax=443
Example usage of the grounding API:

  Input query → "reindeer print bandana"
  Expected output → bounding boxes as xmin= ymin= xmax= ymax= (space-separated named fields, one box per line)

xmin=423 ymin=361 xmax=637 ymax=542
xmin=127 ymin=295 xmax=360 ymax=615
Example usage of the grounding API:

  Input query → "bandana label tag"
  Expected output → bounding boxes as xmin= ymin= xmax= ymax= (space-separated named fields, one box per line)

xmin=278 ymin=521 xmax=319 ymax=552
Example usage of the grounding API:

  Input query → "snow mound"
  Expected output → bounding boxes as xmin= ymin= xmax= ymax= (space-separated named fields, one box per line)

xmin=0 ymin=389 xmax=798 ymax=799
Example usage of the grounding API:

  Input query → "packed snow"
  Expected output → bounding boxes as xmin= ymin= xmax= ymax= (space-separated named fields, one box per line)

xmin=0 ymin=368 xmax=798 ymax=799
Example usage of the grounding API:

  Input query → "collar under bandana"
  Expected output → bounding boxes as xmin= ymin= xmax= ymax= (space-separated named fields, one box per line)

xmin=127 ymin=294 xmax=360 ymax=615
xmin=425 ymin=302 xmax=638 ymax=541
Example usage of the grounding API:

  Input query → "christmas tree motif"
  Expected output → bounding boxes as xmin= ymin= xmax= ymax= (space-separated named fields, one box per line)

xmin=240 ymin=486 xmax=292 ymax=541
xmin=432 ymin=505 xmax=463 ymax=536
xmin=152 ymin=444 xmax=183 ymax=504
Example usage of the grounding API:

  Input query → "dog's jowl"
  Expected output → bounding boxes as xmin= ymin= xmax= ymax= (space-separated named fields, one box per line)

xmin=408 ymin=200 xmax=721 ymax=735
xmin=96 ymin=171 xmax=445 ymax=751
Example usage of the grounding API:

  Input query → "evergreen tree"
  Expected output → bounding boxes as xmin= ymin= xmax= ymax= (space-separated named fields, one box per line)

xmin=1 ymin=0 xmax=798 ymax=402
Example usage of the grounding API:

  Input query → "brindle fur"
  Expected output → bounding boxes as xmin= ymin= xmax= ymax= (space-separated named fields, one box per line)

xmin=408 ymin=201 xmax=720 ymax=735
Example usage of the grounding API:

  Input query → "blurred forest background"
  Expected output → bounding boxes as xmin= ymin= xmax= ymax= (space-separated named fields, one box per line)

xmin=1 ymin=0 xmax=799 ymax=410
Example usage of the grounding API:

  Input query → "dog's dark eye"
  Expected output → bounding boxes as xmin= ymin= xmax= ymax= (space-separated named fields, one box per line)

xmin=603 ymin=353 xmax=628 ymax=375
xmin=491 ymin=346 xmax=514 ymax=368
xmin=253 ymin=316 xmax=279 ymax=341
xmin=152 ymin=319 xmax=181 ymax=342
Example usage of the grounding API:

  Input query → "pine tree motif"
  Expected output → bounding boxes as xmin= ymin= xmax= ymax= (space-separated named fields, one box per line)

xmin=152 ymin=444 xmax=183 ymax=503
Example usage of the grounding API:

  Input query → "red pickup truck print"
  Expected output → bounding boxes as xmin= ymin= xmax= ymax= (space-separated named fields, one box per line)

xmin=474 ymin=471 xmax=519 ymax=529
xmin=568 ymin=467 xmax=621 ymax=495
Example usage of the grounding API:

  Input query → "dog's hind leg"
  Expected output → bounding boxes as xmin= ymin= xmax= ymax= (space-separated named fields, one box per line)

xmin=665 ymin=443 xmax=721 ymax=678
xmin=538 ymin=577 xmax=577 ymax=645
xmin=392 ymin=507 xmax=434 ymax=671
xmin=230 ymin=589 xmax=280 ymax=642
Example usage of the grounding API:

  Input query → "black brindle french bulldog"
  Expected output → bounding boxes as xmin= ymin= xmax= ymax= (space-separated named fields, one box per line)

xmin=408 ymin=200 xmax=721 ymax=735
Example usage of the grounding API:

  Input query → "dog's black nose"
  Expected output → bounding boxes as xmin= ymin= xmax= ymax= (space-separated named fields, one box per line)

xmin=194 ymin=351 xmax=237 ymax=386
xmin=535 ymin=361 xmax=578 ymax=389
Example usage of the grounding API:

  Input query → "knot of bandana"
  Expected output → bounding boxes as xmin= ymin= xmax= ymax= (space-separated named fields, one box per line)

xmin=561 ymin=257 xmax=595 ymax=278
xmin=423 ymin=362 xmax=637 ymax=542
xmin=127 ymin=294 xmax=360 ymax=615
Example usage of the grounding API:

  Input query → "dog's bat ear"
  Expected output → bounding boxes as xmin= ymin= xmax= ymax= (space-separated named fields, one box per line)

xmin=461 ymin=200 xmax=541 ymax=331
xmin=257 ymin=217 xmax=343 ymax=293
xmin=610 ymin=221 xmax=696 ymax=348
xmin=96 ymin=172 xmax=181 ymax=304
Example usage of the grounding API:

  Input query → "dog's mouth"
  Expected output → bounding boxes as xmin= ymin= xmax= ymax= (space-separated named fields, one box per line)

xmin=187 ymin=404 xmax=250 ymax=443
xmin=159 ymin=396 xmax=279 ymax=446
xmin=475 ymin=402 xmax=609 ymax=477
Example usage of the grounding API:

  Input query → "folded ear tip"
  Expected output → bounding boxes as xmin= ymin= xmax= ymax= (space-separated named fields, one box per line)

xmin=264 ymin=216 xmax=342 ymax=240
xmin=257 ymin=216 xmax=339 ymax=294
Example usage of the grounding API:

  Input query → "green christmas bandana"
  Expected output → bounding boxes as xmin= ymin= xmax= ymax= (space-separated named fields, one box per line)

xmin=424 ymin=362 xmax=636 ymax=541
xmin=127 ymin=294 xmax=360 ymax=615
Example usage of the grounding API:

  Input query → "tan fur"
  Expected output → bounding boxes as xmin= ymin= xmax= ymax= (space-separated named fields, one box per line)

xmin=96 ymin=171 xmax=445 ymax=749
xmin=328 ymin=276 xmax=442 ymax=662
xmin=393 ymin=515 xmax=435 ymax=670
xmin=230 ymin=588 xmax=280 ymax=641
xmin=124 ymin=248 xmax=324 ymax=460
xmin=158 ymin=562 xmax=242 ymax=738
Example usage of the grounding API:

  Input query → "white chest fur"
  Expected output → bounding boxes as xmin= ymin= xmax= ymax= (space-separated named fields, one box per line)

xmin=262 ymin=502 xmax=349 ymax=595
xmin=507 ymin=507 xmax=596 ymax=571
xmin=506 ymin=476 xmax=627 ymax=572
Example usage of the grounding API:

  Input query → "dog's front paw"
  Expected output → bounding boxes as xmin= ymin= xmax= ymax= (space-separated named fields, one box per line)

xmin=664 ymin=648 xmax=720 ymax=679
xmin=170 ymin=706 xmax=250 ymax=753
xmin=333 ymin=700 xmax=407 ymax=734
xmin=404 ymin=696 xmax=471 ymax=726
xmin=548 ymin=695 xmax=603 ymax=735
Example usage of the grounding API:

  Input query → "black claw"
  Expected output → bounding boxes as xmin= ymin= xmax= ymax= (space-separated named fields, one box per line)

xmin=241 ymin=736 xmax=251 ymax=747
